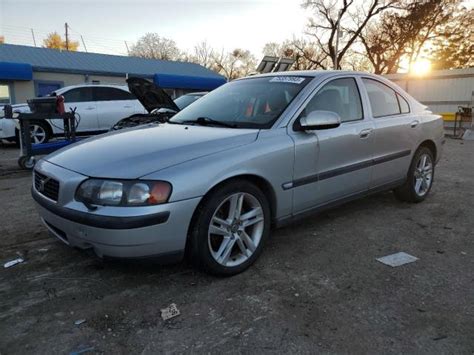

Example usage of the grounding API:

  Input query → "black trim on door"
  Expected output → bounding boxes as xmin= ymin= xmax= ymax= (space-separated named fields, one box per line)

xmin=283 ymin=149 xmax=411 ymax=190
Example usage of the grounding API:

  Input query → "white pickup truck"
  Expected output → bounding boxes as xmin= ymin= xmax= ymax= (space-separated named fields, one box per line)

xmin=0 ymin=84 xmax=146 ymax=144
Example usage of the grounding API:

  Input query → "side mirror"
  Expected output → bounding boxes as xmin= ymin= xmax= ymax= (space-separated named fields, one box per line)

xmin=298 ymin=110 xmax=341 ymax=131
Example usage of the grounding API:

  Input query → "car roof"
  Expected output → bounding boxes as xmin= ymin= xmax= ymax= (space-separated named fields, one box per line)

xmin=239 ymin=70 xmax=388 ymax=81
xmin=184 ymin=92 xmax=208 ymax=96
xmin=54 ymin=84 xmax=130 ymax=94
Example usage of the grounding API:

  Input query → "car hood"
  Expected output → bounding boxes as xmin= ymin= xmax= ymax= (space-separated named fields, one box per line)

xmin=44 ymin=123 xmax=259 ymax=178
xmin=127 ymin=77 xmax=179 ymax=113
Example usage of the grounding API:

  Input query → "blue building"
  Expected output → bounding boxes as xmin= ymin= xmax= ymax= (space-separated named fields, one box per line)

xmin=0 ymin=43 xmax=226 ymax=105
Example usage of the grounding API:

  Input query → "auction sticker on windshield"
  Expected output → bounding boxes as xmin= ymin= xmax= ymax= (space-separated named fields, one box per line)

xmin=269 ymin=76 xmax=306 ymax=84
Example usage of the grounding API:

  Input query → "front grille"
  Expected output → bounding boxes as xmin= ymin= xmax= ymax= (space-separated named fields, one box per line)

xmin=34 ymin=171 xmax=60 ymax=202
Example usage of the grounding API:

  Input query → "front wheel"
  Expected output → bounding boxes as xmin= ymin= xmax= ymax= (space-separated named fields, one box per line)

xmin=29 ymin=121 xmax=51 ymax=144
xmin=15 ymin=120 xmax=52 ymax=145
xmin=188 ymin=181 xmax=271 ymax=276
xmin=394 ymin=147 xmax=435 ymax=203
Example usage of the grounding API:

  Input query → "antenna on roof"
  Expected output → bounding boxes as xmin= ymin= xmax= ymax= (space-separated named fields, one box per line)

xmin=256 ymin=56 xmax=295 ymax=74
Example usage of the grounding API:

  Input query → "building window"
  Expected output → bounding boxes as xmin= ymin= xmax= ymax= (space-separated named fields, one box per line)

xmin=0 ymin=84 xmax=12 ymax=104
xmin=34 ymin=80 xmax=64 ymax=97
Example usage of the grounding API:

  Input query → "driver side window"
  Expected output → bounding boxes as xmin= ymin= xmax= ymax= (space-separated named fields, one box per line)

xmin=302 ymin=78 xmax=363 ymax=123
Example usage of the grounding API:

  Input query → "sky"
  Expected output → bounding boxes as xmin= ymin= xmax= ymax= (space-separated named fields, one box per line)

xmin=0 ymin=0 xmax=309 ymax=58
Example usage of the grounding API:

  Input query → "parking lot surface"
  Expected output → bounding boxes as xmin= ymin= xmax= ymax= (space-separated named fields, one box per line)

xmin=0 ymin=138 xmax=473 ymax=354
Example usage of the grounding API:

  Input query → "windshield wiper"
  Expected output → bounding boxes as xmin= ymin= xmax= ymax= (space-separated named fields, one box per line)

xmin=181 ymin=117 xmax=237 ymax=128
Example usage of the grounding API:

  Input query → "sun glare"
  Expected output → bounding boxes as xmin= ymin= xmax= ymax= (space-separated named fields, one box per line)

xmin=411 ymin=59 xmax=431 ymax=76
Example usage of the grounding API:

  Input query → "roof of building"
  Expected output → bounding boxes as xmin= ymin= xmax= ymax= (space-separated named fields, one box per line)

xmin=0 ymin=43 xmax=224 ymax=79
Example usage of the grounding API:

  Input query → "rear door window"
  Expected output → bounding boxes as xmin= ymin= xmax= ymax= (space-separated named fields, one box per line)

xmin=362 ymin=78 xmax=401 ymax=117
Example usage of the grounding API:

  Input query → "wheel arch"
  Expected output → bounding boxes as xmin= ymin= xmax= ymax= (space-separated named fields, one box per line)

xmin=200 ymin=174 xmax=277 ymax=221
xmin=185 ymin=173 xmax=278 ymax=255
xmin=418 ymin=139 xmax=437 ymax=161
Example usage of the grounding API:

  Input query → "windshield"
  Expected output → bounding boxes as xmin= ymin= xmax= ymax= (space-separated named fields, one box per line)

xmin=169 ymin=76 xmax=312 ymax=129
xmin=174 ymin=94 xmax=202 ymax=110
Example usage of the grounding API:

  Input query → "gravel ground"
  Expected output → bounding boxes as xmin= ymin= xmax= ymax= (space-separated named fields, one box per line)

xmin=0 ymin=138 xmax=473 ymax=354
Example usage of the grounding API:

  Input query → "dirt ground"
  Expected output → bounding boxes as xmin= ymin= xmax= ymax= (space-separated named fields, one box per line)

xmin=0 ymin=138 xmax=473 ymax=354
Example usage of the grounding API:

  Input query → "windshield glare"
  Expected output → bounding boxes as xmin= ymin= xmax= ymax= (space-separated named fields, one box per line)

xmin=169 ymin=76 xmax=311 ymax=128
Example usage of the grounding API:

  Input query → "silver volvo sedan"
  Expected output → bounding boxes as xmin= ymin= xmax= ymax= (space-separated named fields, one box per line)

xmin=32 ymin=71 xmax=444 ymax=275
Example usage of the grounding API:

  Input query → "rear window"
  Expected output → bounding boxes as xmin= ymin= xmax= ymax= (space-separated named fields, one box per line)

xmin=397 ymin=93 xmax=410 ymax=114
xmin=94 ymin=87 xmax=135 ymax=101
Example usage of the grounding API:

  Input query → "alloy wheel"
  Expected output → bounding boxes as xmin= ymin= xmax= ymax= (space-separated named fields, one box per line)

xmin=413 ymin=153 xmax=433 ymax=196
xmin=208 ymin=192 xmax=264 ymax=267
xmin=30 ymin=124 xmax=47 ymax=144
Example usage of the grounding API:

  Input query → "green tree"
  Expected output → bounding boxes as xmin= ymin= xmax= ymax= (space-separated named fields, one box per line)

xmin=429 ymin=8 xmax=474 ymax=70
xmin=359 ymin=0 xmax=468 ymax=73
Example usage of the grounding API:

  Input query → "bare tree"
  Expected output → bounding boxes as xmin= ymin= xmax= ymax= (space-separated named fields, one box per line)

xmin=130 ymin=33 xmax=182 ymax=61
xmin=213 ymin=49 xmax=257 ymax=80
xmin=358 ymin=12 xmax=408 ymax=74
xmin=302 ymin=0 xmax=400 ymax=69
xmin=190 ymin=41 xmax=216 ymax=69
xmin=263 ymin=37 xmax=330 ymax=70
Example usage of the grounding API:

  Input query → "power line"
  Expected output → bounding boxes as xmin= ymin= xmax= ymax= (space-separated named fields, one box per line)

xmin=1 ymin=24 xmax=131 ymax=56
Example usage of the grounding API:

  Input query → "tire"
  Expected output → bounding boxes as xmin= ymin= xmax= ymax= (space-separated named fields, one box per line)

xmin=188 ymin=180 xmax=271 ymax=276
xmin=18 ymin=156 xmax=36 ymax=169
xmin=16 ymin=121 xmax=52 ymax=145
xmin=394 ymin=146 xmax=435 ymax=203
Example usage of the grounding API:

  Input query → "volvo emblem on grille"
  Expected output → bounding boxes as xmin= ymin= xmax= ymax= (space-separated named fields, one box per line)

xmin=37 ymin=176 xmax=51 ymax=192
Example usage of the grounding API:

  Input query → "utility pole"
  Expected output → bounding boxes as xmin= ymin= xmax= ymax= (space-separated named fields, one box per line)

xmin=334 ymin=9 xmax=343 ymax=70
xmin=65 ymin=22 xmax=69 ymax=51
xmin=124 ymin=41 xmax=130 ymax=55
xmin=81 ymin=35 xmax=88 ymax=52
xmin=31 ymin=29 xmax=37 ymax=47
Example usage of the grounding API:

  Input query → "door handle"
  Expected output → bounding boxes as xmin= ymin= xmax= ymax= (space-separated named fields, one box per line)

xmin=123 ymin=105 xmax=132 ymax=108
xmin=85 ymin=107 xmax=95 ymax=110
xmin=359 ymin=128 xmax=372 ymax=139
xmin=410 ymin=120 xmax=419 ymax=128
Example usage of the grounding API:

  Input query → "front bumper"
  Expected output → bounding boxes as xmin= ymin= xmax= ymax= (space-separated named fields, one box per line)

xmin=32 ymin=160 xmax=201 ymax=260
xmin=34 ymin=190 xmax=200 ymax=260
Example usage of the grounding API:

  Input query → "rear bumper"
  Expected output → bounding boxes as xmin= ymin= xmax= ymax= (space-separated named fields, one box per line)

xmin=33 ymin=189 xmax=201 ymax=260
xmin=0 ymin=118 xmax=16 ymax=139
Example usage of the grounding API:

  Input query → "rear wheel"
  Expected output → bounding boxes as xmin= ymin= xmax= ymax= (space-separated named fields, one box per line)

xmin=394 ymin=146 xmax=434 ymax=203
xmin=188 ymin=181 xmax=271 ymax=276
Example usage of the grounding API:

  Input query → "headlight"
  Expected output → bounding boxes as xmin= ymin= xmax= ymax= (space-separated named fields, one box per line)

xmin=76 ymin=179 xmax=172 ymax=207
